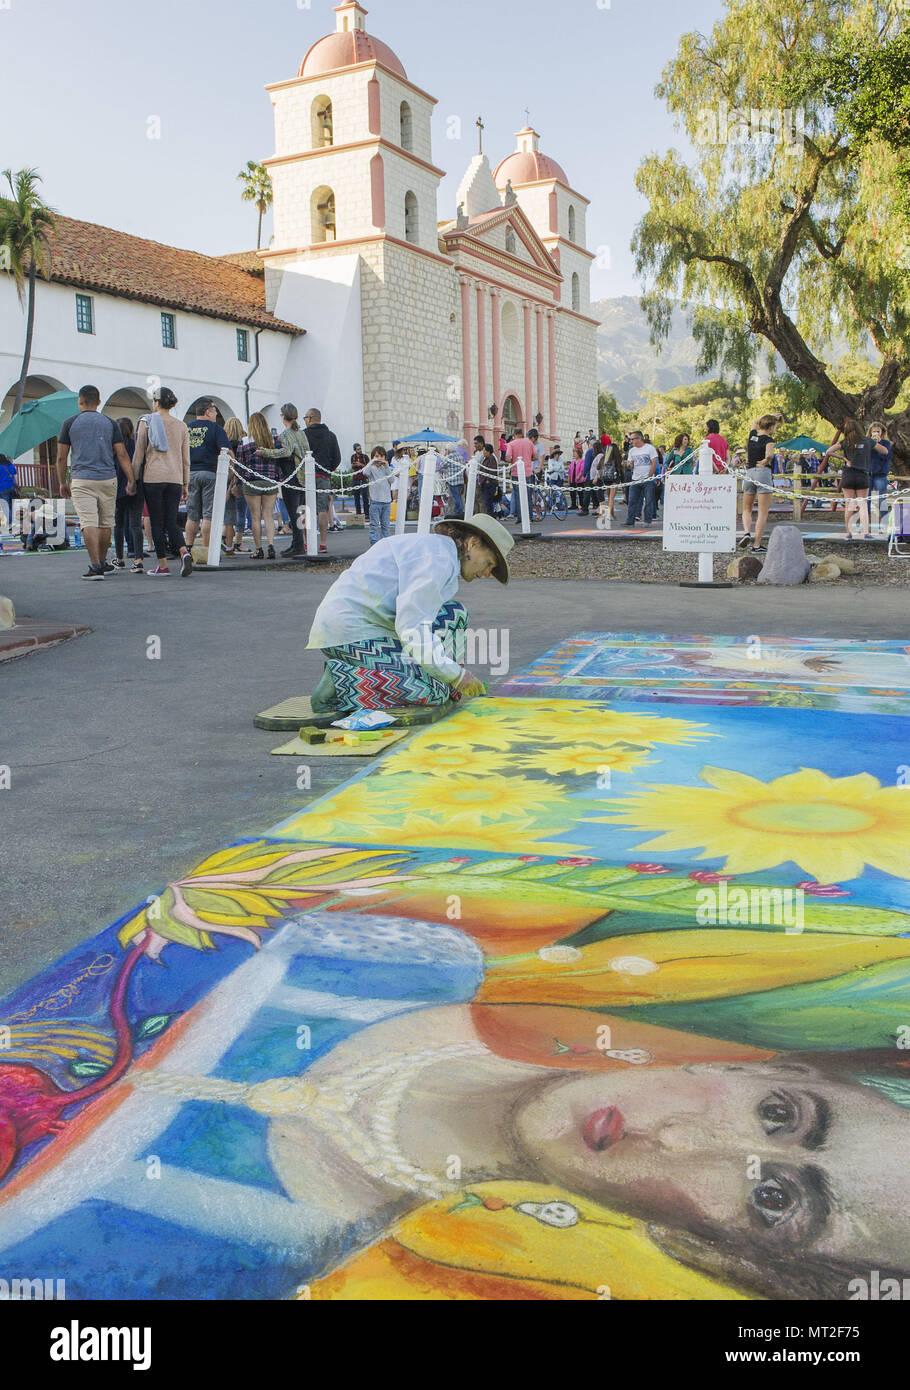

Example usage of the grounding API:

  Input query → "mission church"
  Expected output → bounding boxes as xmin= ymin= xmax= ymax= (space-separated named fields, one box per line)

xmin=262 ymin=0 xmax=598 ymax=448
xmin=0 ymin=0 xmax=598 ymax=463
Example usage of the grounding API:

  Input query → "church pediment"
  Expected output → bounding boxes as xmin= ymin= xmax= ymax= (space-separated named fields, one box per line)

xmin=442 ymin=204 xmax=560 ymax=281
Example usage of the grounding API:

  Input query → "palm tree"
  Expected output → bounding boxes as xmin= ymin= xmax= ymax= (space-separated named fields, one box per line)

xmin=0 ymin=168 xmax=56 ymax=416
xmin=237 ymin=161 xmax=273 ymax=251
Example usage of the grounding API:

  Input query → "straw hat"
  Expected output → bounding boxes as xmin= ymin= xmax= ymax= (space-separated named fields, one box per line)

xmin=435 ymin=514 xmax=514 ymax=584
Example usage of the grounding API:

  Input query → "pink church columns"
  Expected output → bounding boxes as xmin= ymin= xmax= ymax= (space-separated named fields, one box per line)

xmin=490 ymin=289 xmax=501 ymax=437
xmin=547 ymin=311 xmax=556 ymax=437
xmin=460 ymin=277 xmax=473 ymax=437
xmin=475 ymin=282 xmax=487 ymax=441
xmin=522 ymin=301 xmax=533 ymax=435
xmin=535 ymin=308 xmax=545 ymax=434
xmin=370 ymin=153 xmax=385 ymax=229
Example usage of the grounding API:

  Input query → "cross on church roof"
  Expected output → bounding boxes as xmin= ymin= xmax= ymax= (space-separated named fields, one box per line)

xmin=523 ymin=106 xmax=530 ymax=125
xmin=476 ymin=115 xmax=484 ymax=155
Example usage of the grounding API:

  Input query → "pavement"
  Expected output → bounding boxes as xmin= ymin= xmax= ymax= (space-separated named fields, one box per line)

xmin=1 ymin=535 xmax=906 ymax=998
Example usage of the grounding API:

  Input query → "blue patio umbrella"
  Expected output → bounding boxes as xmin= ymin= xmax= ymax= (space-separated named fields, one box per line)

xmin=0 ymin=390 xmax=79 ymax=459
xmin=397 ymin=428 xmax=459 ymax=444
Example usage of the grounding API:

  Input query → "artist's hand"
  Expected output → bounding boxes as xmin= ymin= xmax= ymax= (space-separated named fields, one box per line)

xmin=126 ymin=481 xmax=136 ymax=496
xmin=181 ymin=487 xmax=188 ymax=503
xmin=456 ymin=668 xmax=487 ymax=698
xmin=58 ymin=482 xmax=71 ymax=499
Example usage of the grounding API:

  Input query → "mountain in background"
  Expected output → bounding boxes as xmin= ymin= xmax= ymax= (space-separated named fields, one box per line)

xmin=595 ymin=297 xmax=711 ymax=409
xmin=595 ymin=296 xmax=868 ymax=411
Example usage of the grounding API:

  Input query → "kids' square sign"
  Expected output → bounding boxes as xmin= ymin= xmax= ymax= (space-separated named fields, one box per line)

xmin=662 ymin=474 xmax=737 ymax=552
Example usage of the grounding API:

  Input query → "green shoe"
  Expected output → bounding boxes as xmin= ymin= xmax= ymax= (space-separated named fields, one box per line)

xmin=310 ymin=665 xmax=345 ymax=714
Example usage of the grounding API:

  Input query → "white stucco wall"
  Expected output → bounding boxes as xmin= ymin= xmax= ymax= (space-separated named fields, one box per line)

xmin=0 ymin=277 xmax=297 ymax=442
xmin=272 ymin=253 xmax=365 ymax=454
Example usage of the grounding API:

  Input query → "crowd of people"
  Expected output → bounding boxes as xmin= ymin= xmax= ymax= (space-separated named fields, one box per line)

xmin=1 ymin=395 xmax=901 ymax=569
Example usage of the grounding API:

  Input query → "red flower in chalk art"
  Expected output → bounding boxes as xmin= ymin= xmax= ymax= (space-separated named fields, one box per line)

xmin=447 ymin=856 xmax=472 ymax=865
xmin=796 ymin=881 xmax=851 ymax=897
xmin=518 ymin=855 xmax=543 ymax=863
xmin=556 ymin=857 xmax=597 ymax=867
xmin=688 ymin=870 xmax=735 ymax=885
xmin=625 ymin=862 xmax=669 ymax=874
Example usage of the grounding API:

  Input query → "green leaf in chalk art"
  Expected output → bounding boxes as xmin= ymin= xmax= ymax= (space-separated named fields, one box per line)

xmin=135 ymin=1013 xmax=180 ymax=1040
xmin=70 ymin=1058 xmax=111 ymax=1078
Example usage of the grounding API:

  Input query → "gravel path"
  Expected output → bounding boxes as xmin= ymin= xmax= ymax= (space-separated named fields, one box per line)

xmin=506 ymin=536 xmax=906 ymax=586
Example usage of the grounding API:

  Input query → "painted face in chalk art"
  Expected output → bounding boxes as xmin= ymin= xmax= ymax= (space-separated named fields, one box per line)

xmin=511 ymin=1060 xmax=910 ymax=1276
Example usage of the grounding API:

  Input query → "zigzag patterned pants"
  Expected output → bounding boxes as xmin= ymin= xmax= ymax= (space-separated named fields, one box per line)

xmin=321 ymin=600 xmax=468 ymax=710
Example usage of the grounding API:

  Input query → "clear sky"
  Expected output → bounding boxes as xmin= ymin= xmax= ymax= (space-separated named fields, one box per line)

xmin=3 ymin=0 xmax=726 ymax=299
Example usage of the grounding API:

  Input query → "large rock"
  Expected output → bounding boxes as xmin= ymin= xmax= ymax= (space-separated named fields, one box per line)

xmin=0 ymin=596 xmax=14 ymax=629
xmin=726 ymin=553 xmax=763 ymax=582
xmin=809 ymin=560 xmax=843 ymax=582
xmin=756 ymin=525 xmax=810 ymax=584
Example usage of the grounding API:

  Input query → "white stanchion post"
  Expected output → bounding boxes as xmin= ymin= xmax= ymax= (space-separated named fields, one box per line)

xmin=395 ymin=456 xmax=410 ymax=534
xmin=696 ymin=441 xmax=713 ymax=584
xmin=303 ymin=451 xmax=319 ymax=556
xmin=465 ymin=455 xmax=479 ymax=518
xmin=206 ymin=448 xmax=232 ymax=568
xmin=516 ymin=461 xmax=531 ymax=535
xmin=417 ymin=450 xmax=437 ymax=534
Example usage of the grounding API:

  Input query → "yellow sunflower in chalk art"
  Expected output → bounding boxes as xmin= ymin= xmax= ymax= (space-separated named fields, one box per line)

xmin=608 ymin=766 xmax=910 ymax=882
xmin=377 ymin=745 xmax=516 ymax=778
xmin=513 ymin=744 xmax=657 ymax=777
xmin=419 ymin=700 xmax=712 ymax=753
xmin=288 ymin=772 xmax=607 ymax=853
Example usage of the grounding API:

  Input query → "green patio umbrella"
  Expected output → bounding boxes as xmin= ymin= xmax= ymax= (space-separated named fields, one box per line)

xmin=778 ymin=435 xmax=828 ymax=452
xmin=0 ymin=390 xmax=79 ymax=459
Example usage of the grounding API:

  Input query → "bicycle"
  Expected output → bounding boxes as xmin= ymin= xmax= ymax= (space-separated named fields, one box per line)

xmin=530 ymin=483 xmax=569 ymax=522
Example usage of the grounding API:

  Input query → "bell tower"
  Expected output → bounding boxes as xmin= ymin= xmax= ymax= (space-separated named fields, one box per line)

xmin=263 ymin=0 xmax=444 ymax=260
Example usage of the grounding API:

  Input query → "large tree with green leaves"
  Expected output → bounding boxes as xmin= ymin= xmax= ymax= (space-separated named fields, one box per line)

xmin=237 ymin=160 xmax=273 ymax=251
xmin=0 ymin=168 xmax=56 ymax=417
xmin=633 ymin=0 xmax=910 ymax=457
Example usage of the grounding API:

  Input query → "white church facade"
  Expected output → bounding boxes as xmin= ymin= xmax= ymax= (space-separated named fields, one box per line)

xmin=0 ymin=0 xmax=597 ymax=470
xmin=262 ymin=0 xmax=598 ymax=448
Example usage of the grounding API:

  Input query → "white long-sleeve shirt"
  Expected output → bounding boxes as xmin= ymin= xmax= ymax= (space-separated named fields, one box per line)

xmin=307 ymin=533 xmax=463 ymax=683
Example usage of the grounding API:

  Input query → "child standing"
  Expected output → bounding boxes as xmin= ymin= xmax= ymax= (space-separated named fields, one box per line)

xmin=365 ymin=446 xmax=394 ymax=544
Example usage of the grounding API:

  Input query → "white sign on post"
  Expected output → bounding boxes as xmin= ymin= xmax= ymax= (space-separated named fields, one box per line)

xmin=662 ymin=475 xmax=737 ymax=553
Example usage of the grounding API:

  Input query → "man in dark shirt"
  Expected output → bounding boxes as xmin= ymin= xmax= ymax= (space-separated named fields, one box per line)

xmin=184 ymin=400 xmax=233 ymax=551
xmin=302 ymin=407 xmax=341 ymax=553
xmin=350 ymin=444 xmax=368 ymax=517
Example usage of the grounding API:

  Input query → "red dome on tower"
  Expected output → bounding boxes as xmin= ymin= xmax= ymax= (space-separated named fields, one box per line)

xmin=493 ymin=127 xmax=568 ymax=187
xmin=298 ymin=1 xmax=407 ymax=79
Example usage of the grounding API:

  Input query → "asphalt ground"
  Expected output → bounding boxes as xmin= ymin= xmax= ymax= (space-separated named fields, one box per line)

xmin=1 ymin=538 xmax=906 ymax=997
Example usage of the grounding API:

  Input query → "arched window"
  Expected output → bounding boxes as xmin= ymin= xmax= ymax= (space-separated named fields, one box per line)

xmin=571 ymin=273 xmax=580 ymax=311
xmin=501 ymin=299 xmax=519 ymax=345
xmin=311 ymin=97 xmax=333 ymax=148
xmin=400 ymin=101 xmax=413 ymax=151
xmin=505 ymin=225 xmax=517 ymax=254
xmin=404 ymin=190 xmax=418 ymax=244
xmin=312 ymin=186 xmax=336 ymax=243
xmin=502 ymin=395 xmax=522 ymax=434
xmin=568 ymin=204 xmax=576 ymax=242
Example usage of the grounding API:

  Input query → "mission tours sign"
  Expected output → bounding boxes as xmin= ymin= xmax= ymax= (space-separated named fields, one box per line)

xmin=662 ymin=474 xmax=737 ymax=553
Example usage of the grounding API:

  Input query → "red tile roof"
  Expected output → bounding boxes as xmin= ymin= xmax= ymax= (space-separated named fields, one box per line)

xmin=43 ymin=216 xmax=301 ymax=334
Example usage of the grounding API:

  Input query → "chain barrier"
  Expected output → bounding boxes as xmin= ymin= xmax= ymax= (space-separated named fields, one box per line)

xmin=226 ymin=445 xmax=910 ymax=507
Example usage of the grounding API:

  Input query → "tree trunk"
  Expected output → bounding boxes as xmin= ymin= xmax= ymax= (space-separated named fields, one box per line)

xmin=256 ymin=206 xmax=263 ymax=251
xmin=12 ymin=261 xmax=37 ymax=417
